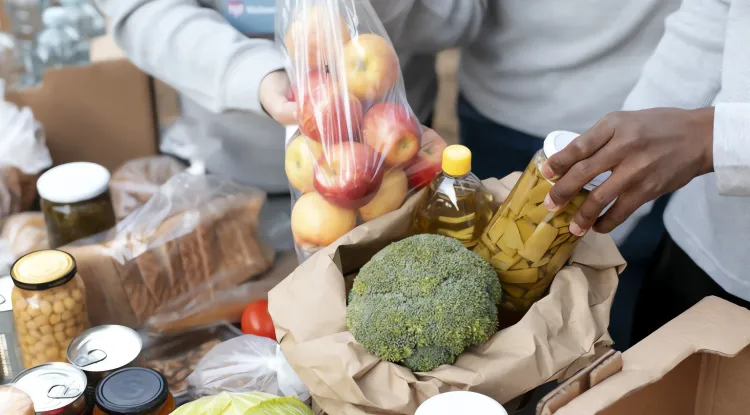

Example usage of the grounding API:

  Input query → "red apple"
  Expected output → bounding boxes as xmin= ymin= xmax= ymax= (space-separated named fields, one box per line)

xmin=284 ymin=7 xmax=350 ymax=71
xmin=405 ymin=131 xmax=448 ymax=189
xmin=298 ymin=71 xmax=363 ymax=144
xmin=343 ymin=34 xmax=399 ymax=101
xmin=362 ymin=102 xmax=420 ymax=167
xmin=314 ymin=141 xmax=384 ymax=209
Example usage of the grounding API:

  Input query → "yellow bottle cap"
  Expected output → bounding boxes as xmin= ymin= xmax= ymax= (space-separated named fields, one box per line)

xmin=442 ymin=145 xmax=472 ymax=177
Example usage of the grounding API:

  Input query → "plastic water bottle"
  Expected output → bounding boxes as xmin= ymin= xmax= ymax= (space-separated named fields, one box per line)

xmin=0 ymin=32 xmax=25 ymax=89
xmin=59 ymin=0 xmax=105 ymax=39
xmin=36 ymin=7 xmax=88 ymax=70
xmin=4 ymin=0 xmax=50 ymax=86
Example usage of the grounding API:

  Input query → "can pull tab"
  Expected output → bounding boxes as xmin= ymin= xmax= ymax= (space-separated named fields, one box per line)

xmin=74 ymin=349 xmax=107 ymax=367
xmin=48 ymin=383 xmax=82 ymax=399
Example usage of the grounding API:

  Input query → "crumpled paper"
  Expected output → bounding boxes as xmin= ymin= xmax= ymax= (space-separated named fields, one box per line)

xmin=269 ymin=174 xmax=626 ymax=415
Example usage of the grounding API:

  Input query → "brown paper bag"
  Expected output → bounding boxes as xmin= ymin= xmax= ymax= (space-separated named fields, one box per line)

xmin=268 ymin=175 xmax=626 ymax=415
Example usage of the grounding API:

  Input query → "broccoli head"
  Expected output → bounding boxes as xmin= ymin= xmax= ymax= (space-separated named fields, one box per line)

xmin=346 ymin=234 xmax=502 ymax=372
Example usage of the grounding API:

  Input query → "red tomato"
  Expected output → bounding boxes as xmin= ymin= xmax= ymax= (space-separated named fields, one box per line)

xmin=241 ymin=300 xmax=276 ymax=340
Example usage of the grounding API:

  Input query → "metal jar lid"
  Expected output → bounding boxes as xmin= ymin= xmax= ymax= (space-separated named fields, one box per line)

xmin=96 ymin=368 xmax=169 ymax=414
xmin=67 ymin=325 xmax=142 ymax=372
xmin=13 ymin=362 xmax=87 ymax=412
xmin=10 ymin=250 xmax=78 ymax=291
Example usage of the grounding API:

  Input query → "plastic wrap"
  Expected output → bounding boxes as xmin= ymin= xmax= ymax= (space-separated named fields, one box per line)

xmin=63 ymin=172 xmax=276 ymax=332
xmin=276 ymin=0 xmax=446 ymax=261
xmin=110 ymin=155 xmax=187 ymax=220
xmin=1 ymin=212 xmax=49 ymax=259
xmin=187 ymin=335 xmax=310 ymax=402
xmin=0 ymin=80 xmax=52 ymax=219
xmin=0 ymin=384 xmax=35 ymax=415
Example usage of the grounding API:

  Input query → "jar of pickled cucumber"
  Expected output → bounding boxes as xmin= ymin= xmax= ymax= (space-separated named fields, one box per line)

xmin=10 ymin=250 xmax=91 ymax=369
xmin=475 ymin=131 xmax=610 ymax=320
xmin=37 ymin=162 xmax=117 ymax=248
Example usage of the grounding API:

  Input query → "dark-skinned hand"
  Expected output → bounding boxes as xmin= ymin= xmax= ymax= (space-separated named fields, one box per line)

xmin=541 ymin=107 xmax=715 ymax=237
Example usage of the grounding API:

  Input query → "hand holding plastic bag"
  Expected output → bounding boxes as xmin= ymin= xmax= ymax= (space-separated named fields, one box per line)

xmin=187 ymin=335 xmax=310 ymax=403
xmin=172 ymin=392 xmax=313 ymax=415
xmin=277 ymin=0 xmax=447 ymax=261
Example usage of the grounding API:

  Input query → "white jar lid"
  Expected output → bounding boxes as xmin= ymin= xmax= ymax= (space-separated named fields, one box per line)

xmin=415 ymin=391 xmax=508 ymax=415
xmin=37 ymin=162 xmax=111 ymax=204
xmin=543 ymin=130 xmax=611 ymax=191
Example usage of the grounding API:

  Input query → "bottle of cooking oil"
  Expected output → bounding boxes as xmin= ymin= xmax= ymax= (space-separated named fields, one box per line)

xmin=412 ymin=145 xmax=493 ymax=248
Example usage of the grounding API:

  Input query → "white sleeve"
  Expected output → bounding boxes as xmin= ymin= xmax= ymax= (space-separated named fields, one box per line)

xmin=622 ymin=0 xmax=728 ymax=110
xmin=713 ymin=103 xmax=750 ymax=195
xmin=96 ymin=0 xmax=285 ymax=115
xmin=368 ymin=0 xmax=488 ymax=53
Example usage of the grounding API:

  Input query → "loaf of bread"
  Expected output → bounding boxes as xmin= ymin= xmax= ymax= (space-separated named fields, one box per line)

xmin=66 ymin=187 xmax=275 ymax=331
xmin=1 ymin=212 xmax=48 ymax=258
xmin=110 ymin=156 xmax=186 ymax=220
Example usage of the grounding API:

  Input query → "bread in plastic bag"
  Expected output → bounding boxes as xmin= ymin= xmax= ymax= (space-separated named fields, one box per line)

xmin=0 ymin=384 xmax=34 ymax=415
xmin=1 ymin=212 xmax=48 ymax=259
xmin=171 ymin=392 xmax=313 ymax=415
xmin=110 ymin=155 xmax=187 ymax=220
xmin=276 ymin=0 xmax=446 ymax=262
xmin=187 ymin=335 xmax=310 ymax=402
xmin=63 ymin=172 xmax=276 ymax=331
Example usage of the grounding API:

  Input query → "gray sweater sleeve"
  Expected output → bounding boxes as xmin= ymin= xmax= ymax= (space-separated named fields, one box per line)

xmin=96 ymin=0 xmax=285 ymax=115
xmin=369 ymin=0 xmax=488 ymax=53
xmin=622 ymin=0 xmax=727 ymax=110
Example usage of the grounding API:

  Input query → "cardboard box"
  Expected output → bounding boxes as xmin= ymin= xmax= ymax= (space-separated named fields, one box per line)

xmin=5 ymin=58 xmax=158 ymax=171
xmin=537 ymin=296 xmax=750 ymax=415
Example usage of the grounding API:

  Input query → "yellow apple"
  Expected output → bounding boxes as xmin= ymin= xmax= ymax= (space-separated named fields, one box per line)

xmin=358 ymin=168 xmax=408 ymax=222
xmin=343 ymin=34 xmax=399 ymax=101
xmin=291 ymin=192 xmax=357 ymax=248
xmin=285 ymin=135 xmax=323 ymax=193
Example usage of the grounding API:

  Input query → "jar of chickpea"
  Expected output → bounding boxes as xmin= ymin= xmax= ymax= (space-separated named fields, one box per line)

xmin=10 ymin=250 xmax=90 ymax=368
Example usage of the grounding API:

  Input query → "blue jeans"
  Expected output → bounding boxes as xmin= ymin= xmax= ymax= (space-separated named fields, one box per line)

xmin=458 ymin=96 xmax=543 ymax=179
xmin=458 ymin=95 xmax=669 ymax=350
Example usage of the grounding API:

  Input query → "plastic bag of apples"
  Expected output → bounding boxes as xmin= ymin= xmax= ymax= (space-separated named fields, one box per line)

xmin=277 ymin=0 xmax=447 ymax=261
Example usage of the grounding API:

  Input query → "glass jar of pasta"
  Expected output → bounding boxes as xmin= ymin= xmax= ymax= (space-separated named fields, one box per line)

xmin=10 ymin=250 xmax=91 ymax=368
xmin=475 ymin=131 xmax=610 ymax=323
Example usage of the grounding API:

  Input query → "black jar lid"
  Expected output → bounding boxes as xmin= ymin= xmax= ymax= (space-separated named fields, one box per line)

xmin=95 ymin=368 xmax=169 ymax=415
xmin=10 ymin=249 xmax=77 ymax=291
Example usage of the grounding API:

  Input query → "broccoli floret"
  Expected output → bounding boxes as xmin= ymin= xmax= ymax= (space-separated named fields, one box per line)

xmin=346 ymin=234 xmax=502 ymax=372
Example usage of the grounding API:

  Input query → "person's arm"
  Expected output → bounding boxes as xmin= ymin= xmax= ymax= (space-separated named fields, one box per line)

xmin=97 ymin=0 xmax=288 ymax=117
xmin=368 ymin=0 xmax=488 ymax=53
xmin=713 ymin=103 xmax=750 ymax=195
xmin=622 ymin=0 xmax=728 ymax=110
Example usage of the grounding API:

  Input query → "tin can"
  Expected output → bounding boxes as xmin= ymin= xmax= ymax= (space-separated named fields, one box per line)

xmin=0 ymin=275 xmax=24 ymax=384
xmin=67 ymin=325 xmax=143 ymax=413
xmin=13 ymin=362 xmax=88 ymax=415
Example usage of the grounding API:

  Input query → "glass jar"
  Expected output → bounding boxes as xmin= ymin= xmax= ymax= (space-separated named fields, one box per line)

xmin=94 ymin=368 xmax=175 ymax=415
xmin=413 ymin=145 xmax=493 ymax=248
xmin=10 ymin=250 xmax=91 ymax=368
xmin=37 ymin=162 xmax=117 ymax=248
xmin=475 ymin=131 xmax=610 ymax=320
